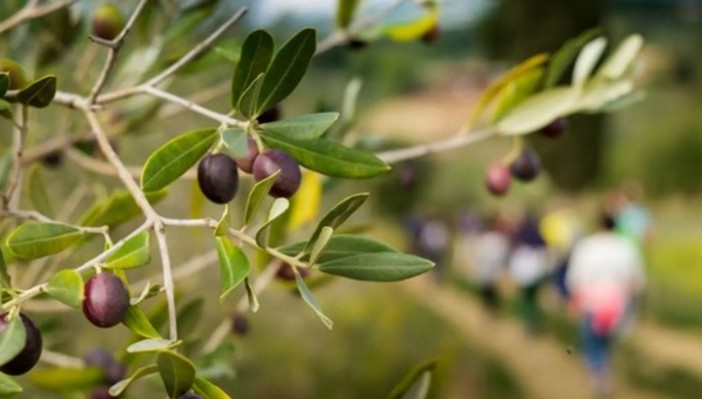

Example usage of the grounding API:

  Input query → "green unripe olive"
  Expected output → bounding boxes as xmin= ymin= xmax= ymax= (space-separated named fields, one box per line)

xmin=92 ymin=4 xmax=125 ymax=41
xmin=0 ymin=58 xmax=28 ymax=90
xmin=0 ymin=313 xmax=43 ymax=375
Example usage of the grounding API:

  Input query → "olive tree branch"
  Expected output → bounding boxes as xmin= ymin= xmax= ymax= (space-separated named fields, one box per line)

xmin=2 ymin=106 xmax=29 ymax=210
xmin=376 ymin=127 xmax=495 ymax=164
xmin=88 ymin=0 xmax=151 ymax=103
xmin=40 ymin=349 xmax=85 ymax=368
xmin=0 ymin=0 xmax=75 ymax=36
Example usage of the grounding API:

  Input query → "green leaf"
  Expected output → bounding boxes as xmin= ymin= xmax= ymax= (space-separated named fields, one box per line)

xmin=6 ymin=223 xmax=85 ymax=260
xmin=141 ymin=128 xmax=218 ymax=192
xmin=127 ymin=338 xmax=182 ymax=354
xmin=496 ymin=86 xmax=580 ymax=135
xmin=255 ymin=198 xmax=289 ymax=247
xmin=295 ymin=269 xmax=333 ymax=329
xmin=573 ymin=36 xmax=607 ymax=86
xmin=336 ymin=0 xmax=361 ymax=28
xmin=104 ymin=231 xmax=151 ymax=269
xmin=260 ymin=112 xmax=339 ymax=140
xmin=309 ymin=226 xmax=333 ymax=265
xmin=122 ymin=305 xmax=162 ymax=339
xmin=0 ymin=73 xmax=8 ymax=98
xmin=231 ymin=30 xmax=274 ymax=109
xmin=45 ymin=270 xmax=84 ymax=308
xmin=193 ymin=376 xmax=231 ymax=399
xmin=27 ymin=165 xmax=53 ymax=218
xmin=280 ymin=234 xmax=396 ymax=263
xmin=0 ymin=315 xmax=26 ymax=367
xmin=221 ymin=127 xmax=249 ymax=159
xmin=0 ymin=100 xmax=9 ymax=113
xmin=574 ymin=78 xmax=634 ymax=112
xmin=79 ymin=189 xmax=168 ymax=227
xmin=237 ymin=73 xmax=264 ymax=120
xmin=386 ymin=360 xmax=437 ymax=399
xmin=28 ymin=367 xmax=103 ymax=391
xmin=215 ymin=236 xmax=250 ymax=302
xmin=130 ymin=281 xmax=158 ymax=306
xmin=244 ymin=277 xmax=259 ymax=313
xmin=157 ymin=351 xmax=196 ymax=399
xmin=17 ymin=75 xmax=56 ymax=108
xmin=109 ymin=364 xmax=158 ymax=397
xmin=543 ymin=28 xmax=601 ymax=88
xmin=598 ymin=34 xmax=643 ymax=80
xmin=260 ymin=132 xmax=389 ymax=178
xmin=319 ymin=252 xmax=434 ymax=282
xmin=214 ymin=205 xmax=230 ymax=237
xmin=177 ymin=297 xmax=204 ymax=339
xmin=256 ymin=28 xmax=317 ymax=115
xmin=244 ymin=169 xmax=280 ymax=226
xmin=491 ymin=67 xmax=545 ymax=123
xmin=0 ymin=373 xmax=22 ymax=397
xmin=0 ymin=248 xmax=10 ymax=290
xmin=304 ymin=193 xmax=368 ymax=254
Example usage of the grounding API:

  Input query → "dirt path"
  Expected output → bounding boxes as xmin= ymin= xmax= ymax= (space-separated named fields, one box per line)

xmin=633 ymin=322 xmax=702 ymax=376
xmin=402 ymin=277 xmax=660 ymax=399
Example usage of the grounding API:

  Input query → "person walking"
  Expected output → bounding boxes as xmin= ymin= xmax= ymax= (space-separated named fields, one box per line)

xmin=566 ymin=212 xmax=646 ymax=397
xmin=469 ymin=214 xmax=510 ymax=314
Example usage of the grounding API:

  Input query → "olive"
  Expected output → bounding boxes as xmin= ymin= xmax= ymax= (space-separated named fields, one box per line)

xmin=197 ymin=153 xmax=239 ymax=204
xmin=82 ymin=273 xmax=130 ymax=328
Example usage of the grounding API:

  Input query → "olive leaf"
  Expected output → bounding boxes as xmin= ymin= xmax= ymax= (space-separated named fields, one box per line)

xmin=220 ymin=127 xmax=249 ymax=159
xmin=45 ymin=270 xmax=84 ymax=308
xmin=122 ymin=305 xmax=162 ymax=339
xmin=598 ymin=34 xmax=644 ymax=80
xmin=260 ymin=112 xmax=340 ymax=140
xmin=319 ymin=252 xmax=434 ymax=282
xmin=0 ymin=315 xmax=26 ymax=367
xmin=231 ymin=29 xmax=273 ymax=108
xmin=303 ymin=193 xmax=369 ymax=254
xmin=0 ymin=373 xmax=22 ymax=397
xmin=141 ymin=128 xmax=218 ymax=192
xmin=127 ymin=338 xmax=182 ymax=354
xmin=244 ymin=169 xmax=280 ymax=226
xmin=17 ymin=75 xmax=56 ymax=108
xmin=255 ymin=198 xmax=289 ymax=247
xmin=28 ymin=367 xmax=103 ymax=391
xmin=215 ymin=236 xmax=250 ymax=302
xmin=496 ymin=86 xmax=580 ymax=135
xmin=279 ymin=234 xmax=396 ymax=263
xmin=6 ymin=223 xmax=85 ymax=260
xmin=193 ymin=376 xmax=231 ymax=399
xmin=336 ymin=0 xmax=361 ymax=29
xmin=27 ymin=165 xmax=53 ymax=218
xmin=104 ymin=231 xmax=151 ymax=269
xmin=157 ymin=351 xmax=196 ymax=399
xmin=109 ymin=364 xmax=159 ymax=397
xmin=572 ymin=36 xmax=607 ymax=86
xmin=295 ymin=269 xmax=333 ymax=330
xmin=543 ymin=28 xmax=601 ymax=88
xmin=386 ymin=359 xmax=437 ymax=399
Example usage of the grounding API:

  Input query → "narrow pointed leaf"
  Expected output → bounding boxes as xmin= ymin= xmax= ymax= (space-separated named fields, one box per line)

xmin=303 ymin=193 xmax=368 ymax=254
xmin=260 ymin=112 xmax=339 ymax=140
xmin=260 ymin=132 xmax=389 ymax=178
xmin=574 ymin=79 xmax=634 ymax=112
xmin=280 ymin=234 xmax=396 ymax=263
xmin=27 ymin=165 xmax=53 ymax=217
xmin=45 ymin=270 xmax=84 ymax=308
xmin=295 ymin=269 xmax=333 ymax=330
xmin=221 ymin=127 xmax=249 ymax=159
xmin=244 ymin=169 xmax=280 ymax=225
xmin=231 ymin=30 xmax=274 ymax=108
xmin=157 ymin=351 xmax=196 ymax=399
xmin=27 ymin=368 xmax=103 ymax=391
xmin=598 ymin=34 xmax=643 ymax=80
xmin=496 ymin=86 xmax=579 ymax=135
xmin=104 ymin=231 xmax=151 ymax=269
xmin=319 ymin=252 xmax=434 ymax=282
xmin=238 ymin=73 xmax=264 ymax=119
xmin=0 ymin=315 xmax=26 ymax=366
xmin=6 ymin=223 xmax=85 ymax=260
xmin=386 ymin=360 xmax=437 ymax=399
xmin=336 ymin=0 xmax=361 ymax=28
xmin=255 ymin=198 xmax=289 ymax=247
xmin=17 ymin=75 xmax=56 ymax=108
xmin=141 ymin=128 xmax=218 ymax=192
xmin=122 ymin=305 xmax=162 ymax=339
xmin=127 ymin=339 xmax=182 ymax=353
xmin=573 ymin=37 xmax=607 ymax=86
xmin=544 ymin=28 xmax=601 ymax=88
xmin=0 ymin=248 xmax=10 ymax=290
xmin=193 ymin=376 xmax=231 ymax=399
xmin=109 ymin=364 xmax=159 ymax=397
xmin=215 ymin=237 xmax=250 ymax=302
xmin=256 ymin=28 xmax=317 ymax=115
xmin=79 ymin=189 xmax=167 ymax=227
xmin=490 ymin=67 xmax=545 ymax=123
xmin=0 ymin=373 xmax=22 ymax=396
xmin=244 ymin=277 xmax=259 ymax=313
xmin=215 ymin=205 xmax=230 ymax=237
xmin=309 ymin=226 xmax=333 ymax=265
xmin=384 ymin=8 xmax=438 ymax=42
xmin=130 ymin=281 xmax=157 ymax=306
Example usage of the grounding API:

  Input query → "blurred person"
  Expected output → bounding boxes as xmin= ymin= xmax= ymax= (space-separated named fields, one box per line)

xmin=540 ymin=205 xmax=584 ymax=303
xmin=608 ymin=182 xmax=653 ymax=247
xmin=469 ymin=214 xmax=511 ymax=314
xmin=509 ymin=212 xmax=549 ymax=335
xmin=567 ymin=212 xmax=646 ymax=397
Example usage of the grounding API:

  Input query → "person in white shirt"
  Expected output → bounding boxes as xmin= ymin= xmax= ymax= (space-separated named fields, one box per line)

xmin=469 ymin=214 xmax=510 ymax=313
xmin=566 ymin=212 xmax=646 ymax=396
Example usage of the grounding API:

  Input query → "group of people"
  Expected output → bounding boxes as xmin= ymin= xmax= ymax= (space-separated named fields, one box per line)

xmin=457 ymin=188 xmax=651 ymax=396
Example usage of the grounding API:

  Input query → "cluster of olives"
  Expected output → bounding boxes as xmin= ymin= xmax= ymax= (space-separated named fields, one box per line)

xmin=485 ymin=118 xmax=566 ymax=196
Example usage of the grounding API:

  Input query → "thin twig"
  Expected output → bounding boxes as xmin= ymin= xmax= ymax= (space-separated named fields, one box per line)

xmin=0 ymin=0 xmax=75 ymax=36
xmin=376 ymin=127 xmax=494 ymax=164
xmin=2 ymin=106 xmax=28 ymax=209
xmin=142 ymin=85 xmax=247 ymax=128
xmin=40 ymin=349 xmax=85 ymax=368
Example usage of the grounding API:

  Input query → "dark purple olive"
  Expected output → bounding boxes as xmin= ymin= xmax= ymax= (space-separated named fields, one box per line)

xmin=347 ymin=39 xmax=368 ymax=50
xmin=41 ymin=150 xmax=64 ymax=168
xmin=540 ymin=118 xmax=566 ymax=138
xmin=90 ymin=386 xmax=112 ymax=399
xmin=0 ymin=313 xmax=43 ymax=375
xmin=235 ymin=138 xmax=259 ymax=174
xmin=83 ymin=348 xmax=126 ymax=385
xmin=485 ymin=163 xmax=511 ymax=197
xmin=256 ymin=105 xmax=282 ymax=124
xmin=509 ymin=148 xmax=541 ymax=182
xmin=105 ymin=361 xmax=127 ymax=385
xmin=275 ymin=262 xmax=309 ymax=281
xmin=422 ymin=24 xmax=440 ymax=44
xmin=252 ymin=150 xmax=301 ymax=198
xmin=82 ymin=273 xmax=130 ymax=328
xmin=92 ymin=4 xmax=125 ymax=41
xmin=197 ymin=153 xmax=239 ymax=204
xmin=231 ymin=313 xmax=249 ymax=336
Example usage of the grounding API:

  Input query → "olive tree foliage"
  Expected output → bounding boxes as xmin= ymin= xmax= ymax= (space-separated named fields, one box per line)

xmin=0 ymin=0 xmax=643 ymax=397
